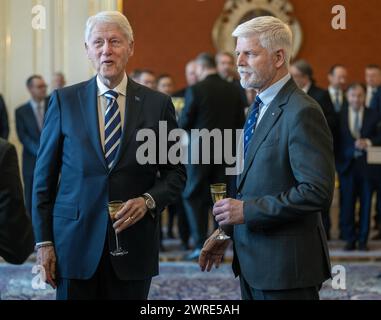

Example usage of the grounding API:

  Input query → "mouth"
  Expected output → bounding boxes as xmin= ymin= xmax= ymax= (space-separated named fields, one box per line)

xmin=102 ymin=60 xmax=114 ymax=66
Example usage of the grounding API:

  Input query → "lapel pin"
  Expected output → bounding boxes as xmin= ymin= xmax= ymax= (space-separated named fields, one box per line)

xmin=272 ymin=113 xmax=275 ymax=116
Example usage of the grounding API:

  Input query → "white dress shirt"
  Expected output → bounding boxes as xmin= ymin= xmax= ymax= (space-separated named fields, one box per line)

xmin=30 ymin=99 xmax=46 ymax=131
xmin=256 ymin=73 xmax=292 ymax=127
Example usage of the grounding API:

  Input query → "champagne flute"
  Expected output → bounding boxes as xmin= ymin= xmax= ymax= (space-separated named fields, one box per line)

xmin=210 ymin=183 xmax=231 ymax=240
xmin=108 ymin=200 xmax=128 ymax=256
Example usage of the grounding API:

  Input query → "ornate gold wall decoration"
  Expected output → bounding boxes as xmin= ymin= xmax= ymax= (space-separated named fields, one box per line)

xmin=213 ymin=0 xmax=302 ymax=58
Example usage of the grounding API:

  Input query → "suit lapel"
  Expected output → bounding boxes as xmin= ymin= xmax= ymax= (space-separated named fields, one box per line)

xmin=78 ymin=77 xmax=108 ymax=171
xmin=110 ymin=78 xmax=143 ymax=171
xmin=237 ymin=79 xmax=295 ymax=190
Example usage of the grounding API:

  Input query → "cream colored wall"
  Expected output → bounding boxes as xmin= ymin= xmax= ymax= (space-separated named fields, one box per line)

xmin=0 ymin=0 xmax=121 ymax=150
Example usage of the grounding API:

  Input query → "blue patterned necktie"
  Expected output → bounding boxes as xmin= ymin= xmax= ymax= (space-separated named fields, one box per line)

xmin=104 ymin=90 xmax=122 ymax=169
xmin=244 ymin=95 xmax=263 ymax=157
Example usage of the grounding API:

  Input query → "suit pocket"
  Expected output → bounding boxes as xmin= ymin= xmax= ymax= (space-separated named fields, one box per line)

xmin=53 ymin=203 xmax=79 ymax=220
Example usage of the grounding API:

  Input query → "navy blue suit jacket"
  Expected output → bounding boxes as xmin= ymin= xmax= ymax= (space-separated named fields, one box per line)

xmin=32 ymin=77 xmax=186 ymax=280
xmin=335 ymin=105 xmax=381 ymax=176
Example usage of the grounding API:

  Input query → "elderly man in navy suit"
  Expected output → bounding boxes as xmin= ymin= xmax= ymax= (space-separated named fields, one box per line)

xmin=200 ymin=16 xmax=335 ymax=300
xmin=32 ymin=11 xmax=185 ymax=300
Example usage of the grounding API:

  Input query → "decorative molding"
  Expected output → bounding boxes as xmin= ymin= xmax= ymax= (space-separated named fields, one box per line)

xmin=213 ymin=0 xmax=303 ymax=58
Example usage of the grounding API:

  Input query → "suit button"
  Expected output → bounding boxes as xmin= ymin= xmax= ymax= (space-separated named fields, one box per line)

xmin=237 ymin=192 xmax=242 ymax=199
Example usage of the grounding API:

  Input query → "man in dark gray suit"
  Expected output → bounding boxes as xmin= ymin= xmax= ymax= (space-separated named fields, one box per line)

xmin=200 ymin=16 xmax=335 ymax=300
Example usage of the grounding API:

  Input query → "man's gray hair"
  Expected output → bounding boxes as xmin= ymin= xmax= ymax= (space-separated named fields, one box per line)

xmin=85 ymin=11 xmax=134 ymax=43
xmin=232 ymin=16 xmax=293 ymax=66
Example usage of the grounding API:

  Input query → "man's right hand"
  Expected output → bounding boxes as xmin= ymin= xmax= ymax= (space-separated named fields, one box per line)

xmin=36 ymin=245 xmax=57 ymax=289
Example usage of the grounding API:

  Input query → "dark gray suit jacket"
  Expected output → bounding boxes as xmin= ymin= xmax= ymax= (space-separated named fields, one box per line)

xmin=233 ymin=78 xmax=334 ymax=290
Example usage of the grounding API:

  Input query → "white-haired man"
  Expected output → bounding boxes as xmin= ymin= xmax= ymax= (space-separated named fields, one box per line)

xmin=32 ymin=11 xmax=185 ymax=300
xmin=200 ymin=16 xmax=335 ymax=300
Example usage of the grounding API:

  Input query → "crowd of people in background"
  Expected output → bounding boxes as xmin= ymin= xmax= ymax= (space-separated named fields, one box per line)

xmin=1 ymin=55 xmax=381 ymax=261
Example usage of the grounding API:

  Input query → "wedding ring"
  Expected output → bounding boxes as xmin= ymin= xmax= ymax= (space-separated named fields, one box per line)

xmin=123 ymin=217 xmax=132 ymax=224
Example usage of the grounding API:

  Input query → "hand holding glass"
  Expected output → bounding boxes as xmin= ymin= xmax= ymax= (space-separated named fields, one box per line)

xmin=210 ymin=183 xmax=231 ymax=240
xmin=108 ymin=201 xmax=128 ymax=256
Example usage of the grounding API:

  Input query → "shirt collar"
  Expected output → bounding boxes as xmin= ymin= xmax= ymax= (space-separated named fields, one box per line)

xmin=97 ymin=73 xmax=128 ymax=97
xmin=258 ymin=73 xmax=291 ymax=106
xmin=302 ymin=81 xmax=312 ymax=93
xmin=329 ymin=86 xmax=342 ymax=95
xmin=30 ymin=99 xmax=44 ymax=110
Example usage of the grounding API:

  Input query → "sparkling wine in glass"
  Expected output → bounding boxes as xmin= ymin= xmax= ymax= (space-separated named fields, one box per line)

xmin=210 ymin=183 xmax=231 ymax=240
xmin=108 ymin=201 xmax=128 ymax=256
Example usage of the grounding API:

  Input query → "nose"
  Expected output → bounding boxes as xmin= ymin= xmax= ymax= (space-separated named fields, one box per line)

xmin=102 ymin=41 xmax=112 ymax=55
xmin=236 ymin=53 xmax=245 ymax=67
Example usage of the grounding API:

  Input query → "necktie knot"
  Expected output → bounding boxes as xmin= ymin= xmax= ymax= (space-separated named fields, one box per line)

xmin=104 ymin=90 xmax=119 ymax=101
xmin=254 ymin=95 xmax=263 ymax=107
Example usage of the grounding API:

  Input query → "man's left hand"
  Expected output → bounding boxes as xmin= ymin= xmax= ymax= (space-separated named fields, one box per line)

xmin=213 ymin=198 xmax=244 ymax=226
xmin=113 ymin=197 xmax=147 ymax=233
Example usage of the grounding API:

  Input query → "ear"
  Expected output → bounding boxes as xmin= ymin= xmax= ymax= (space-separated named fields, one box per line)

xmin=85 ymin=42 xmax=90 ymax=59
xmin=274 ymin=49 xmax=286 ymax=68
xmin=128 ymin=40 xmax=135 ymax=57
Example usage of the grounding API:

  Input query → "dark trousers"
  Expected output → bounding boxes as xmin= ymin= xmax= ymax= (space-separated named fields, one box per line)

xmin=321 ymin=209 xmax=331 ymax=240
xmin=56 ymin=240 xmax=152 ymax=300
xmin=239 ymin=276 xmax=320 ymax=300
xmin=339 ymin=160 xmax=372 ymax=244
xmin=167 ymin=199 xmax=190 ymax=246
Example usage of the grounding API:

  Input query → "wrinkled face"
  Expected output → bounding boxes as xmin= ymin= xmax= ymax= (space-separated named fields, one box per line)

xmin=86 ymin=22 xmax=134 ymax=86
xmin=329 ymin=66 xmax=347 ymax=90
xmin=185 ymin=62 xmax=198 ymax=86
xmin=290 ymin=65 xmax=309 ymax=89
xmin=29 ymin=78 xmax=47 ymax=101
xmin=347 ymin=86 xmax=365 ymax=111
xmin=217 ymin=54 xmax=235 ymax=79
xmin=365 ymin=68 xmax=381 ymax=88
xmin=235 ymin=35 xmax=278 ymax=91
xmin=138 ymin=72 xmax=156 ymax=89
xmin=157 ymin=77 xmax=175 ymax=96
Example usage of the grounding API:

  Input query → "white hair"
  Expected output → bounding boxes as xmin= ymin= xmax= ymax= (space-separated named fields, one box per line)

xmin=232 ymin=16 xmax=293 ymax=66
xmin=85 ymin=11 xmax=134 ymax=43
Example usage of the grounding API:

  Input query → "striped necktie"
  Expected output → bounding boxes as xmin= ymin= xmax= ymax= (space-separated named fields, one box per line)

xmin=104 ymin=90 xmax=122 ymax=169
xmin=244 ymin=95 xmax=263 ymax=158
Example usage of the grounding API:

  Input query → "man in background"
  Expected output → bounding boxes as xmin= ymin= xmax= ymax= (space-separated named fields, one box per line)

xmin=365 ymin=64 xmax=381 ymax=107
xmin=179 ymin=52 xmax=245 ymax=261
xmin=328 ymin=64 xmax=348 ymax=113
xmin=15 ymin=75 xmax=49 ymax=215
xmin=131 ymin=69 xmax=156 ymax=90
xmin=173 ymin=60 xmax=198 ymax=98
xmin=52 ymin=72 xmax=67 ymax=90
